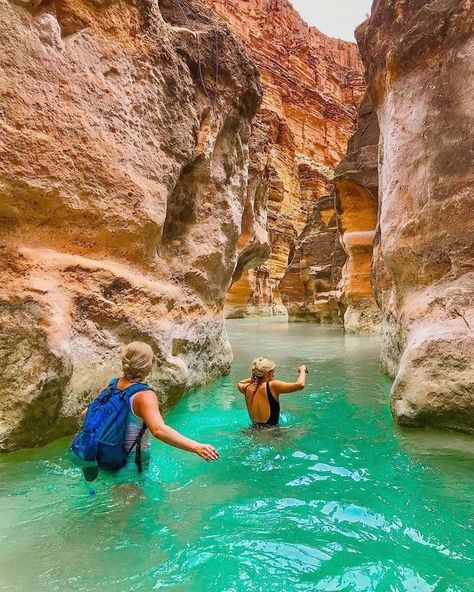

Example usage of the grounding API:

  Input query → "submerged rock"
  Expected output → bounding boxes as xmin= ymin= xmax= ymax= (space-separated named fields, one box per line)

xmin=356 ymin=0 xmax=474 ymax=432
xmin=0 ymin=0 xmax=261 ymax=450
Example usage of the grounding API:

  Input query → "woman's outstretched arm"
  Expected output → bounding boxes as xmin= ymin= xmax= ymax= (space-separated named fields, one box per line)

xmin=135 ymin=391 xmax=219 ymax=461
xmin=271 ymin=366 xmax=307 ymax=394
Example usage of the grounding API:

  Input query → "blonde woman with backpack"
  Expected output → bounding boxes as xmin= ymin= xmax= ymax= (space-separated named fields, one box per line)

xmin=71 ymin=341 xmax=219 ymax=482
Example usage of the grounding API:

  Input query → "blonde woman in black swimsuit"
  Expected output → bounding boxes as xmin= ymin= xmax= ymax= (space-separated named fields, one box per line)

xmin=237 ymin=357 xmax=308 ymax=428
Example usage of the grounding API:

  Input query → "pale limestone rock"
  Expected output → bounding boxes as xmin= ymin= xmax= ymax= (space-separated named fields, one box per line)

xmin=34 ymin=12 xmax=64 ymax=49
xmin=356 ymin=0 xmax=474 ymax=432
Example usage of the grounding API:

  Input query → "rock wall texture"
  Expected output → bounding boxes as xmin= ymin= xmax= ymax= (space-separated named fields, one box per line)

xmin=201 ymin=0 xmax=365 ymax=317
xmin=334 ymin=92 xmax=382 ymax=334
xmin=357 ymin=0 xmax=474 ymax=432
xmin=279 ymin=195 xmax=346 ymax=323
xmin=0 ymin=0 xmax=261 ymax=450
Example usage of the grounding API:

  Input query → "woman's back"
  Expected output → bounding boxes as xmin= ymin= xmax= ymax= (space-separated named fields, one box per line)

xmin=244 ymin=381 xmax=280 ymax=426
xmin=238 ymin=357 xmax=308 ymax=428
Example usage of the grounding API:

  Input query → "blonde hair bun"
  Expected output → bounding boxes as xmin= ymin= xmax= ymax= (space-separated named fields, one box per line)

xmin=121 ymin=341 xmax=155 ymax=382
xmin=251 ymin=356 xmax=276 ymax=380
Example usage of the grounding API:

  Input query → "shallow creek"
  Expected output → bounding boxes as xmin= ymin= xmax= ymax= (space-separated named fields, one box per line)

xmin=0 ymin=319 xmax=473 ymax=591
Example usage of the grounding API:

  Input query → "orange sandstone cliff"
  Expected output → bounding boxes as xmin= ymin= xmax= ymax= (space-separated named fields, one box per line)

xmin=0 ymin=0 xmax=261 ymax=451
xmin=201 ymin=0 xmax=365 ymax=318
xmin=333 ymin=92 xmax=382 ymax=334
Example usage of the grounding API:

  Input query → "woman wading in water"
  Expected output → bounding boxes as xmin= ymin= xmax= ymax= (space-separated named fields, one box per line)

xmin=79 ymin=342 xmax=219 ymax=481
xmin=237 ymin=357 xmax=308 ymax=428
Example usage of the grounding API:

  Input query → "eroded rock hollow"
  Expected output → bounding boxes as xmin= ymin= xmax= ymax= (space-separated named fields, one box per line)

xmin=357 ymin=0 xmax=474 ymax=432
xmin=0 ymin=0 xmax=261 ymax=450
xmin=333 ymin=92 xmax=382 ymax=334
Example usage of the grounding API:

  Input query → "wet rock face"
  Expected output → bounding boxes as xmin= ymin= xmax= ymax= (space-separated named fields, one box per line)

xmin=0 ymin=0 xmax=261 ymax=450
xmin=357 ymin=0 xmax=474 ymax=432
xmin=279 ymin=195 xmax=346 ymax=323
xmin=334 ymin=93 xmax=382 ymax=334
xmin=201 ymin=0 xmax=365 ymax=316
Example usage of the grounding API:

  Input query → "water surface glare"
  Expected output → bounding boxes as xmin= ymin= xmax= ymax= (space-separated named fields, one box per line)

xmin=1 ymin=319 xmax=473 ymax=591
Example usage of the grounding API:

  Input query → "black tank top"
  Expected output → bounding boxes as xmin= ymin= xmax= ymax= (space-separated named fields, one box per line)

xmin=245 ymin=382 xmax=280 ymax=427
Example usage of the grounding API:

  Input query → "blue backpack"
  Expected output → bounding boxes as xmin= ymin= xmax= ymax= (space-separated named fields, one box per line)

xmin=69 ymin=379 xmax=150 ymax=479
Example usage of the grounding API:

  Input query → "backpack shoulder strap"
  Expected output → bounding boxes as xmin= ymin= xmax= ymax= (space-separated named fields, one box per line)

xmin=96 ymin=378 xmax=119 ymax=402
xmin=122 ymin=383 xmax=152 ymax=399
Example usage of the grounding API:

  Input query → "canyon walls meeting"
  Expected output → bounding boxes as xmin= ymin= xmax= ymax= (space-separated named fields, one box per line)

xmin=0 ymin=0 xmax=261 ymax=451
xmin=357 ymin=0 xmax=474 ymax=432
xmin=201 ymin=0 xmax=367 ymax=320
xmin=1 ymin=0 xmax=472 ymax=452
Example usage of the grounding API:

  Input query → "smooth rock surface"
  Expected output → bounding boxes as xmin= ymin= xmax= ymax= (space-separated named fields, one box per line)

xmin=334 ymin=93 xmax=382 ymax=334
xmin=0 ymin=0 xmax=261 ymax=450
xmin=357 ymin=0 xmax=474 ymax=432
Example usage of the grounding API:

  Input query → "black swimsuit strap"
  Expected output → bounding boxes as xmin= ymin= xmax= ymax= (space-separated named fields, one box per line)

xmin=265 ymin=381 xmax=275 ymax=401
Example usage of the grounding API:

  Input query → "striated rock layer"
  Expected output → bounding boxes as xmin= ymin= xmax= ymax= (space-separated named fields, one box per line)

xmin=334 ymin=92 xmax=382 ymax=334
xmin=201 ymin=0 xmax=365 ymax=317
xmin=357 ymin=0 xmax=474 ymax=432
xmin=0 ymin=0 xmax=261 ymax=450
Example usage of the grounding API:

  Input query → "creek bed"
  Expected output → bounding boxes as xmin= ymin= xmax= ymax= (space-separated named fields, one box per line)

xmin=1 ymin=318 xmax=473 ymax=591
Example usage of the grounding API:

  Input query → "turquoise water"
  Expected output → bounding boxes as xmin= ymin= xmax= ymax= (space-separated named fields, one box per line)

xmin=0 ymin=319 xmax=473 ymax=592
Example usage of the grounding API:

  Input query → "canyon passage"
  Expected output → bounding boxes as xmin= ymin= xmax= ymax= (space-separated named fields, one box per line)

xmin=1 ymin=0 xmax=472 ymax=447
xmin=0 ymin=0 xmax=473 ymax=589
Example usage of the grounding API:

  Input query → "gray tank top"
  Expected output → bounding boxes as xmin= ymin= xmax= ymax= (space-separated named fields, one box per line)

xmin=125 ymin=394 xmax=150 ymax=452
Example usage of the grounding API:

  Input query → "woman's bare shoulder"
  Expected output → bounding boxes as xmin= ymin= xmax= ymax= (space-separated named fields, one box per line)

xmin=136 ymin=389 xmax=156 ymax=399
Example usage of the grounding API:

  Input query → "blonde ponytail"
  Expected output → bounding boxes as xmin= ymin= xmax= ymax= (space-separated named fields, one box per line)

xmin=121 ymin=342 xmax=155 ymax=382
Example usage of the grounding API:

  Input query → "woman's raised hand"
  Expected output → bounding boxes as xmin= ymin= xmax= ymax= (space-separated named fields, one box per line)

xmin=298 ymin=365 xmax=309 ymax=374
xmin=194 ymin=443 xmax=220 ymax=462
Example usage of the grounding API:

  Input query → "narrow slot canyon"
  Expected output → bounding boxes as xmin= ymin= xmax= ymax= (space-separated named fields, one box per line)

xmin=212 ymin=0 xmax=474 ymax=434
xmin=0 ymin=0 xmax=472 ymax=447
xmin=0 ymin=0 xmax=473 ymax=589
